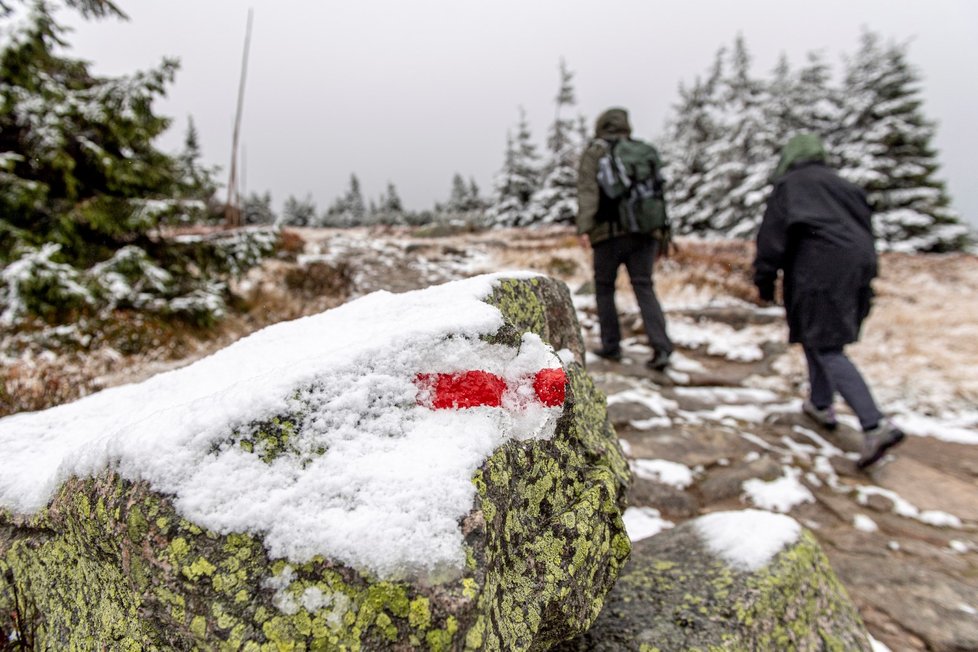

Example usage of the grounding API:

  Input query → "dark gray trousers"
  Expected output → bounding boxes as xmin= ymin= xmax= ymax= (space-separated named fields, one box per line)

xmin=593 ymin=234 xmax=672 ymax=355
xmin=803 ymin=346 xmax=883 ymax=431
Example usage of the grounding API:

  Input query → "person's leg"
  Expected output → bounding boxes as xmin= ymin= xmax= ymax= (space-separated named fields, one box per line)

xmin=622 ymin=235 xmax=672 ymax=356
xmin=592 ymin=238 xmax=622 ymax=355
xmin=803 ymin=346 xmax=834 ymax=410
xmin=817 ymin=347 xmax=884 ymax=431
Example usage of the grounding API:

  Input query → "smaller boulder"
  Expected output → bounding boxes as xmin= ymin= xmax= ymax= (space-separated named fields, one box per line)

xmin=555 ymin=509 xmax=872 ymax=651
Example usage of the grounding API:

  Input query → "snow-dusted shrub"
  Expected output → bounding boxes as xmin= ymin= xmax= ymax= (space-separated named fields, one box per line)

xmin=164 ymin=282 xmax=227 ymax=326
xmin=172 ymin=227 xmax=279 ymax=278
xmin=88 ymin=245 xmax=174 ymax=309
xmin=0 ymin=244 xmax=93 ymax=326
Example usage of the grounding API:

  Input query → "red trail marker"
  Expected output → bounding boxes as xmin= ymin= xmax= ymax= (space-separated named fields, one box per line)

xmin=416 ymin=368 xmax=566 ymax=409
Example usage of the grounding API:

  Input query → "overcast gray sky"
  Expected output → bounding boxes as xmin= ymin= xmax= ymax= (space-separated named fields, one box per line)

xmin=64 ymin=0 xmax=978 ymax=226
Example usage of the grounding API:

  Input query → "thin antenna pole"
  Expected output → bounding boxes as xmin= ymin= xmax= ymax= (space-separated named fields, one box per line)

xmin=225 ymin=7 xmax=253 ymax=228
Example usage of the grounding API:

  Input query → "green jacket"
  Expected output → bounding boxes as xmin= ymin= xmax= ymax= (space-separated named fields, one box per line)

xmin=577 ymin=108 xmax=667 ymax=245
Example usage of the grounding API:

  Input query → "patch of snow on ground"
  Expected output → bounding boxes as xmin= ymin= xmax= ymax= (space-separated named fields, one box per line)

xmin=693 ymin=509 xmax=801 ymax=571
xmin=606 ymin=387 xmax=678 ymax=416
xmin=674 ymin=386 xmax=780 ymax=404
xmin=629 ymin=416 xmax=672 ymax=430
xmin=853 ymin=514 xmax=879 ymax=533
xmin=792 ymin=425 xmax=845 ymax=457
xmin=869 ymin=635 xmax=894 ymax=652
xmin=855 ymin=485 xmax=963 ymax=529
xmin=949 ymin=540 xmax=974 ymax=554
xmin=667 ymin=351 xmax=706 ymax=373
xmin=0 ymin=273 xmax=563 ymax=579
xmin=742 ymin=467 xmax=814 ymax=513
xmin=667 ymin=318 xmax=768 ymax=362
xmin=631 ymin=458 xmax=695 ymax=489
xmin=623 ymin=506 xmax=674 ymax=542
xmin=888 ymin=409 xmax=978 ymax=445
xmin=679 ymin=404 xmax=774 ymax=425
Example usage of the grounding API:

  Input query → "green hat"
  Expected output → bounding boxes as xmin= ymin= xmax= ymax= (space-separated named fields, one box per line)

xmin=774 ymin=133 xmax=827 ymax=178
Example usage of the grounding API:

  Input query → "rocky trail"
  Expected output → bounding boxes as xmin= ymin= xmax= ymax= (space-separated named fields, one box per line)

xmin=287 ymin=227 xmax=978 ymax=651
xmin=4 ymin=226 xmax=976 ymax=650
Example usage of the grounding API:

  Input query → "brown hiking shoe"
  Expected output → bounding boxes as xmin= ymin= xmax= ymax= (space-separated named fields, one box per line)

xmin=857 ymin=420 xmax=906 ymax=469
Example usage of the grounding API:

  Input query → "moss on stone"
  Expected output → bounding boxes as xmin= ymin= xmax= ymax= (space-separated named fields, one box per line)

xmin=553 ymin=525 xmax=872 ymax=652
xmin=1 ymin=276 xmax=629 ymax=650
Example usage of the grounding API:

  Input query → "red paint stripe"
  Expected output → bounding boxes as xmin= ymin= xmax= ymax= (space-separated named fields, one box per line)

xmin=416 ymin=368 xmax=566 ymax=409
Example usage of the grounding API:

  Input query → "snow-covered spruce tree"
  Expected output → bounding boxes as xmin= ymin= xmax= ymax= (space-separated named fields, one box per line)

xmin=445 ymin=173 xmax=484 ymax=215
xmin=0 ymin=3 xmax=268 ymax=329
xmin=242 ymin=191 xmax=276 ymax=225
xmin=836 ymin=31 xmax=968 ymax=252
xmin=277 ymin=195 xmax=317 ymax=227
xmin=526 ymin=58 xmax=582 ymax=226
xmin=485 ymin=107 xmax=540 ymax=227
xmin=176 ymin=116 xmax=219 ymax=215
xmin=322 ymin=174 xmax=366 ymax=227
xmin=666 ymin=37 xmax=773 ymax=238
xmin=446 ymin=173 xmax=470 ymax=212
xmin=662 ymin=51 xmax=725 ymax=236
xmin=370 ymin=181 xmax=404 ymax=225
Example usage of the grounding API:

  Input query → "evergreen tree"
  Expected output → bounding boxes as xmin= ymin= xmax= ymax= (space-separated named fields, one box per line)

xmin=792 ymin=51 xmax=842 ymax=141
xmin=1 ymin=0 xmax=125 ymax=19
xmin=324 ymin=174 xmax=366 ymax=227
xmin=836 ymin=31 xmax=967 ymax=251
xmin=0 ymin=5 xmax=186 ymax=266
xmin=382 ymin=182 xmax=403 ymax=214
xmin=486 ymin=108 xmax=540 ymax=227
xmin=528 ymin=58 xmax=581 ymax=225
xmin=446 ymin=173 xmax=470 ymax=212
xmin=706 ymin=35 xmax=773 ymax=237
xmin=242 ymin=191 xmax=276 ymax=225
xmin=177 ymin=116 xmax=218 ymax=209
xmin=0 ymin=4 xmax=269 ymax=328
xmin=467 ymin=177 xmax=483 ymax=210
xmin=368 ymin=181 xmax=404 ymax=225
xmin=662 ymin=49 xmax=725 ymax=235
xmin=278 ymin=194 xmax=317 ymax=227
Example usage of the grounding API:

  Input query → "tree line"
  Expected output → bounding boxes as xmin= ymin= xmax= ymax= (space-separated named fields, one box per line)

xmin=1 ymin=2 xmax=970 ymax=333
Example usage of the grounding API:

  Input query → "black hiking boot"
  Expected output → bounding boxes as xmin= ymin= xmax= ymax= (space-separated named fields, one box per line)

xmin=646 ymin=350 xmax=671 ymax=372
xmin=592 ymin=347 xmax=622 ymax=362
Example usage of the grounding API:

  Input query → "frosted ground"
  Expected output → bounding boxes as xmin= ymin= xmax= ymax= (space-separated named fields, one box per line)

xmin=2 ymin=225 xmax=976 ymax=650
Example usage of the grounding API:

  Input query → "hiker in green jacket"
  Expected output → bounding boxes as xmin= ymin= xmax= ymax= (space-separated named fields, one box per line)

xmin=576 ymin=107 xmax=673 ymax=371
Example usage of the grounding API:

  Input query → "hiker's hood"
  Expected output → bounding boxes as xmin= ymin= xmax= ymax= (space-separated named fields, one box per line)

xmin=595 ymin=108 xmax=632 ymax=139
xmin=774 ymin=133 xmax=827 ymax=178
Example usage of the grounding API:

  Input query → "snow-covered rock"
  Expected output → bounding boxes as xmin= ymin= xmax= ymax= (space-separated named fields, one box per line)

xmin=0 ymin=274 xmax=630 ymax=649
xmin=555 ymin=510 xmax=873 ymax=651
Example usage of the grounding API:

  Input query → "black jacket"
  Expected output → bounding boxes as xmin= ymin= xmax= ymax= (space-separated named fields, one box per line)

xmin=754 ymin=162 xmax=877 ymax=348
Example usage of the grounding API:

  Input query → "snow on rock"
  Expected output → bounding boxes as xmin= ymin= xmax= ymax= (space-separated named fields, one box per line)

xmin=693 ymin=509 xmax=802 ymax=571
xmin=0 ymin=272 xmax=563 ymax=577
xmin=570 ymin=508 xmax=871 ymax=650
xmin=622 ymin=506 xmax=674 ymax=542
xmin=0 ymin=273 xmax=633 ymax=649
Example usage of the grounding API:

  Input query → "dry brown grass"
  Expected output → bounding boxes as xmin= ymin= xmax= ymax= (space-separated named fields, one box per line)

xmin=852 ymin=252 xmax=978 ymax=409
xmin=657 ymin=239 xmax=759 ymax=304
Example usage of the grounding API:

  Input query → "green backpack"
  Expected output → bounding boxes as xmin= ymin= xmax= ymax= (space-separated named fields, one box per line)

xmin=596 ymin=138 xmax=669 ymax=235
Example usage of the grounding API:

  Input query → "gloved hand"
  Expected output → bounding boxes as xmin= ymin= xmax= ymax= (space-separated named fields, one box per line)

xmin=756 ymin=282 xmax=775 ymax=304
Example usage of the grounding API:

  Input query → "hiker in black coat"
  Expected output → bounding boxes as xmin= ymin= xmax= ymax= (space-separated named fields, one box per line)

xmin=754 ymin=134 xmax=904 ymax=469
